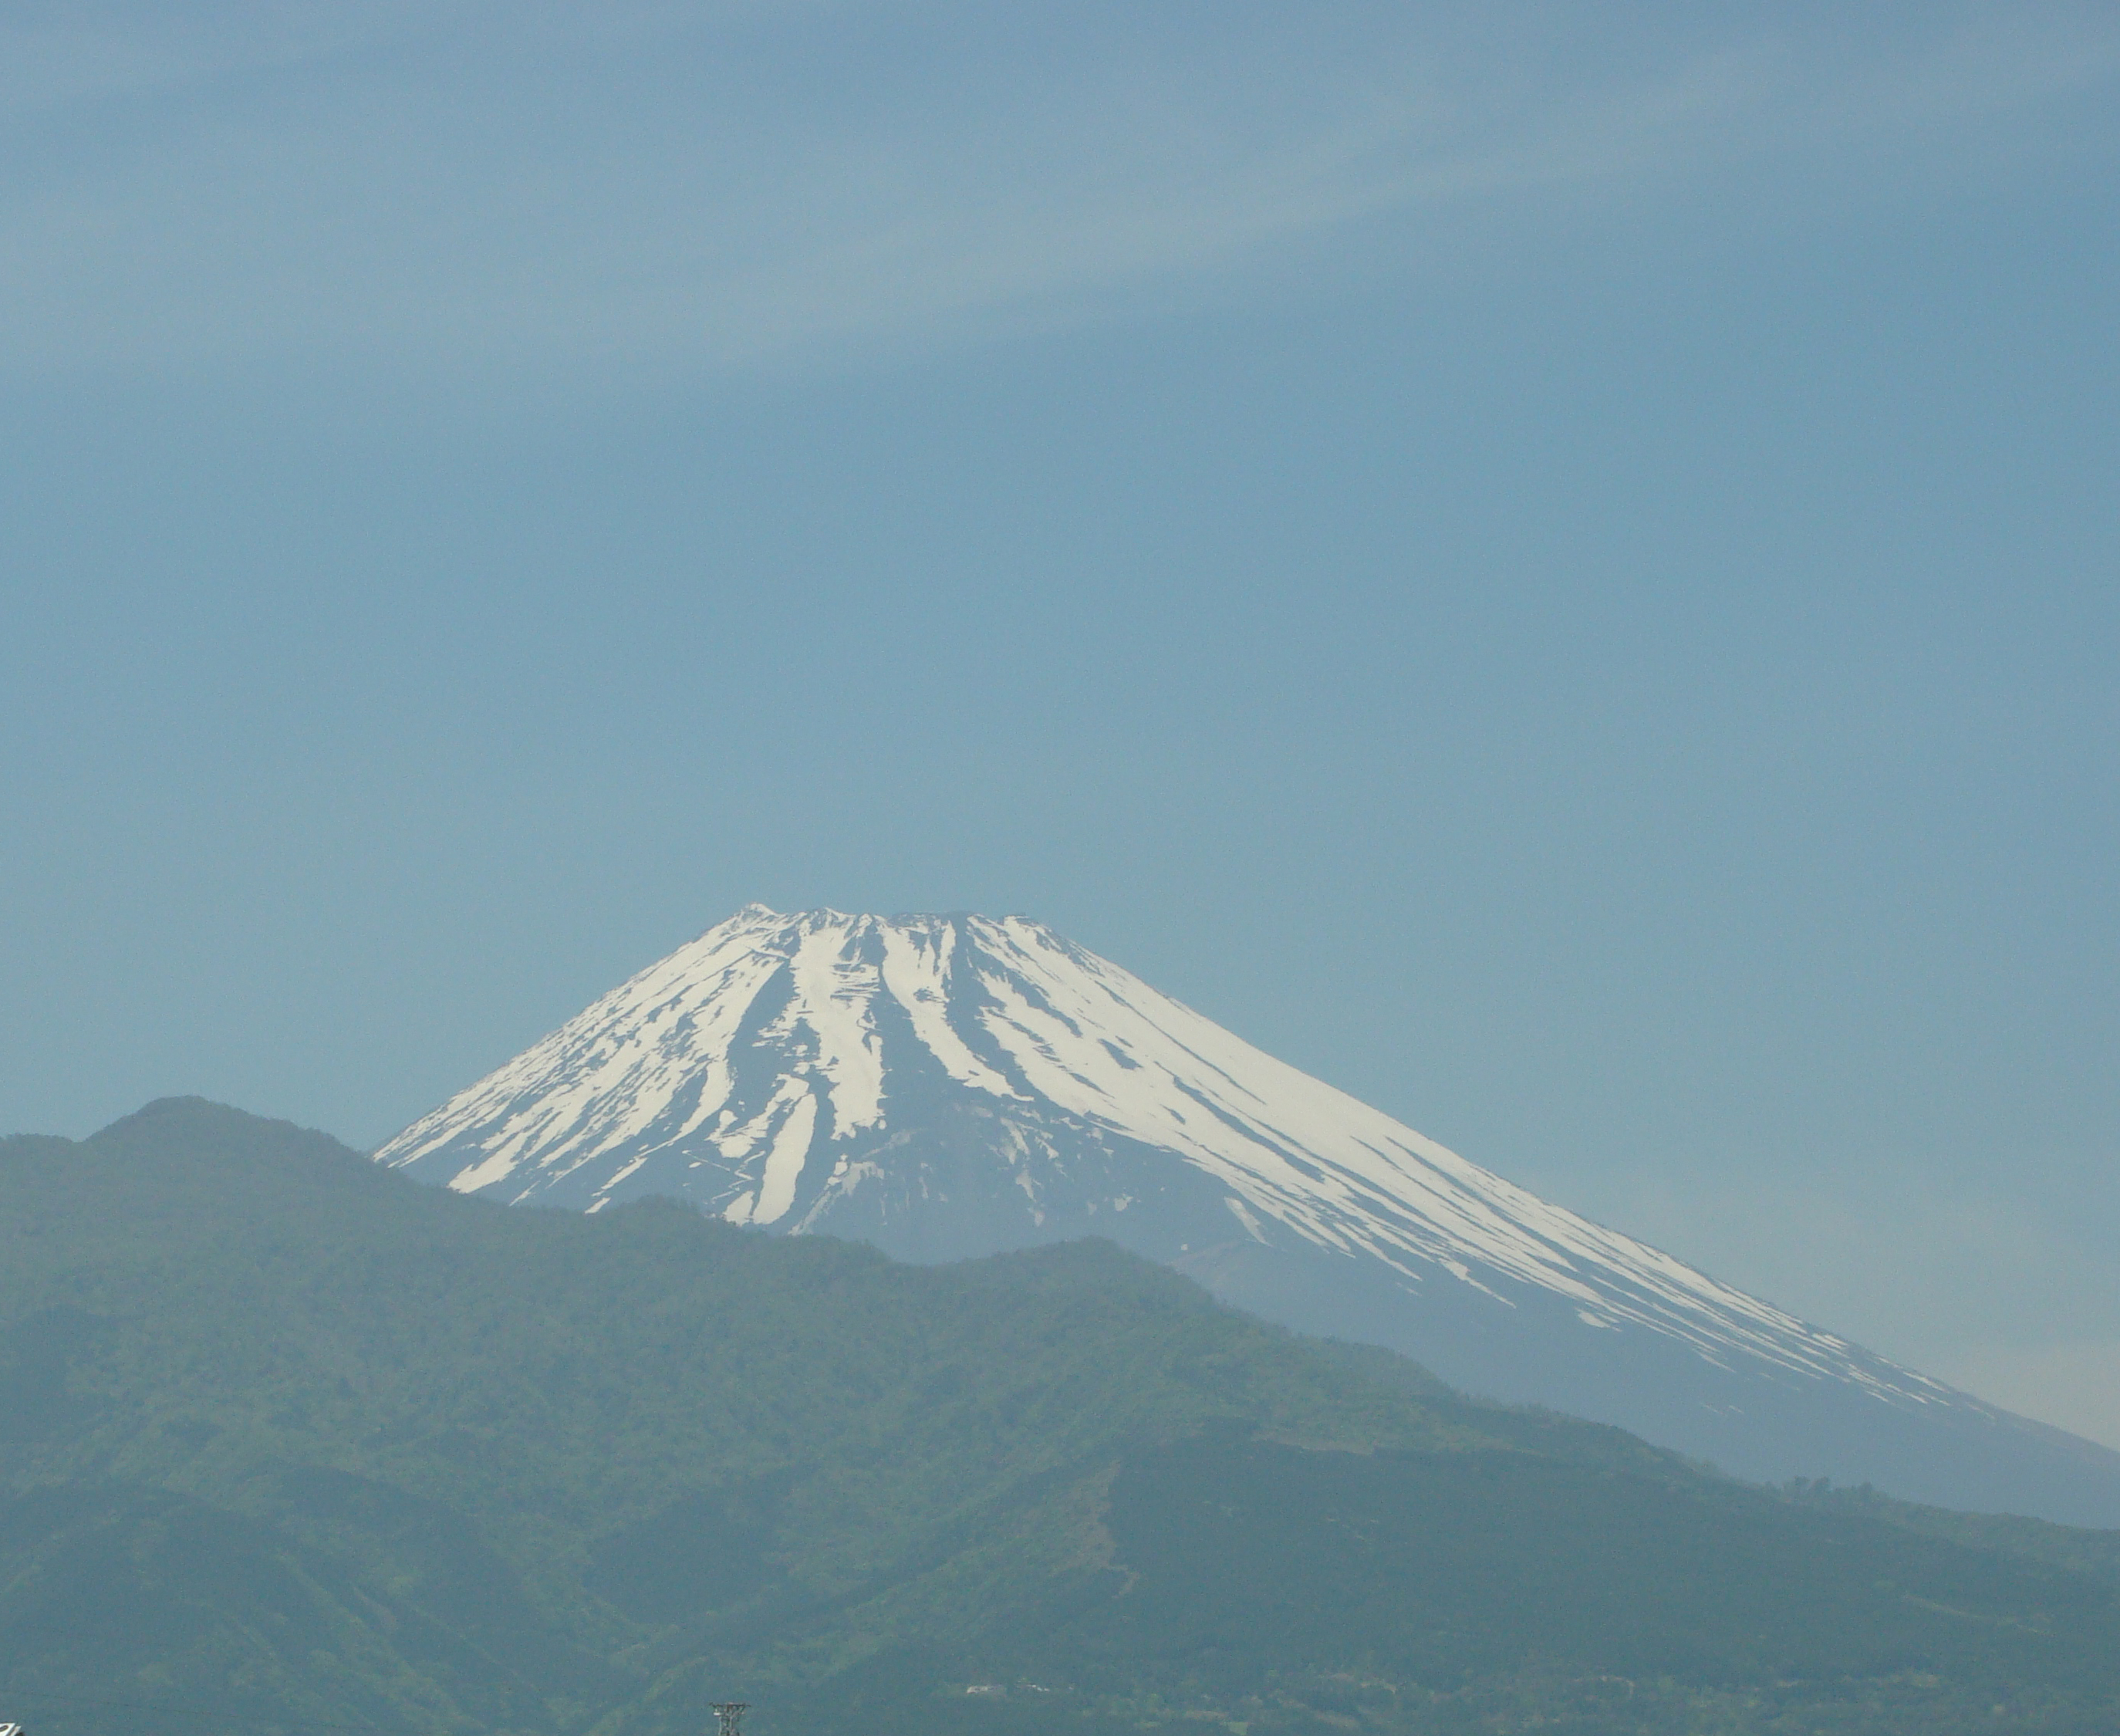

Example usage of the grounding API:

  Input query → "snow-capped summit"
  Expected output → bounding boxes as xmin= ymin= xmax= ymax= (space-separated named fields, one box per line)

xmin=378 ymin=906 xmax=2120 ymax=1526
xmin=383 ymin=907 xmax=1893 ymax=1387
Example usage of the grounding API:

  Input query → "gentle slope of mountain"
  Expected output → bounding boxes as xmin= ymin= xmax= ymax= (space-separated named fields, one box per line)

xmin=5 ymin=1098 xmax=2120 ymax=1736
xmin=376 ymin=906 xmax=2120 ymax=1525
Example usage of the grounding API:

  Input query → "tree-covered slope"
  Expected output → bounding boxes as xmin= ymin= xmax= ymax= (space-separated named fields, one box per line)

xmin=2 ymin=1099 xmax=2117 ymax=1736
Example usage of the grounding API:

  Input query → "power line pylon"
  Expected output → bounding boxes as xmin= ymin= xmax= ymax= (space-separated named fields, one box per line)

xmin=711 ymin=1703 xmax=748 ymax=1736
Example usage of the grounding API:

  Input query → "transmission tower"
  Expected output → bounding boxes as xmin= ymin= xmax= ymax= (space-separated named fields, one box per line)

xmin=711 ymin=1703 xmax=748 ymax=1736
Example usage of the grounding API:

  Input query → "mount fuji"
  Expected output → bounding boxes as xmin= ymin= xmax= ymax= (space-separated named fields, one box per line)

xmin=377 ymin=905 xmax=2120 ymax=1525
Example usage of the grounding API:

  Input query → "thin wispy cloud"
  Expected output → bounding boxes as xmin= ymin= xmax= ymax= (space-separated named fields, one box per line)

xmin=0 ymin=3 xmax=444 ymax=113
xmin=0 ymin=4 xmax=2112 ymax=373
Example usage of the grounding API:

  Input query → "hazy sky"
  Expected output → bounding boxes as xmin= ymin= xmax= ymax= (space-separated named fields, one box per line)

xmin=4 ymin=3 xmax=2116 ymax=1447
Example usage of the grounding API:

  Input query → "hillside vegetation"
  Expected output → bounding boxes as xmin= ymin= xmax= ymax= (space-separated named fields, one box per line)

xmin=2 ymin=1098 xmax=2117 ymax=1735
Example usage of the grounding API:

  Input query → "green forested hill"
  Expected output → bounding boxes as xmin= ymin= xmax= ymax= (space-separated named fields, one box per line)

xmin=2 ymin=1098 xmax=2116 ymax=1736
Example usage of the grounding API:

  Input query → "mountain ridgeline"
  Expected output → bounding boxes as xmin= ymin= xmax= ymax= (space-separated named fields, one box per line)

xmin=4 ymin=1099 xmax=2120 ymax=1736
xmin=375 ymin=906 xmax=2120 ymax=1527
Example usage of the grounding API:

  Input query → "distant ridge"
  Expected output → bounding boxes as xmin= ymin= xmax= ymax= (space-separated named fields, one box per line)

xmin=11 ymin=1096 xmax=2120 ymax=1734
xmin=378 ymin=906 xmax=2120 ymax=1525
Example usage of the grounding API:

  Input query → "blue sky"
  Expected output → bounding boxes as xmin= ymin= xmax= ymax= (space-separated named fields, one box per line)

xmin=4 ymin=2 xmax=2116 ymax=1446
